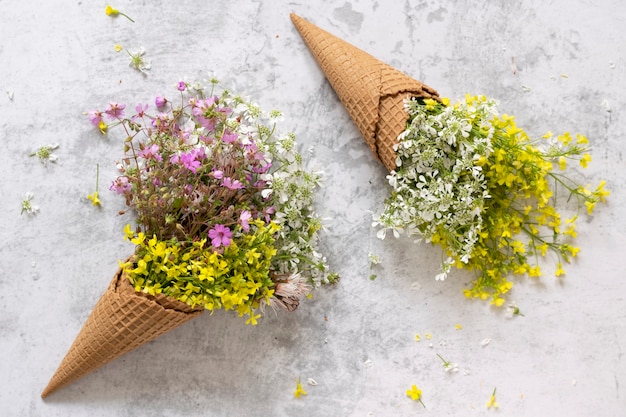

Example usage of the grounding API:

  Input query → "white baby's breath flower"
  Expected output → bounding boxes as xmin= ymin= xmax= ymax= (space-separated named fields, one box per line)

xmin=20 ymin=192 xmax=39 ymax=215
xmin=30 ymin=143 xmax=59 ymax=164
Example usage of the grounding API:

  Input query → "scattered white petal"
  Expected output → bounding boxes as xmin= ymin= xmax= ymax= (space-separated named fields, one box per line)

xmin=307 ymin=378 xmax=318 ymax=386
xmin=521 ymin=85 xmax=532 ymax=93
xmin=601 ymin=99 xmax=612 ymax=112
xmin=7 ymin=90 xmax=14 ymax=101
xmin=481 ymin=338 xmax=492 ymax=347
xmin=609 ymin=61 xmax=616 ymax=69
xmin=363 ymin=359 xmax=372 ymax=368
xmin=572 ymin=379 xmax=577 ymax=386
xmin=410 ymin=281 xmax=422 ymax=291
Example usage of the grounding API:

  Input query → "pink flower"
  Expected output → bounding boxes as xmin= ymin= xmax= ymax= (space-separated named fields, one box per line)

xmin=154 ymin=95 xmax=167 ymax=108
xmin=221 ymin=129 xmax=238 ymax=144
xmin=109 ymin=176 xmax=131 ymax=194
xmin=177 ymin=81 xmax=186 ymax=91
xmin=222 ymin=177 xmax=244 ymax=190
xmin=211 ymin=170 xmax=224 ymax=179
xmin=240 ymin=210 xmax=252 ymax=232
xmin=104 ymin=102 xmax=126 ymax=120
xmin=138 ymin=144 xmax=162 ymax=161
xmin=170 ymin=148 xmax=205 ymax=173
xmin=87 ymin=110 xmax=103 ymax=126
xmin=262 ymin=206 xmax=275 ymax=222
xmin=132 ymin=102 xmax=149 ymax=121
xmin=208 ymin=224 xmax=232 ymax=248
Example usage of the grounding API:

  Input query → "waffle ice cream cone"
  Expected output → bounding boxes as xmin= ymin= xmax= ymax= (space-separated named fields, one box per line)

xmin=290 ymin=13 xmax=439 ymax=171
xmin=41 ymin=265 xmax=203 ymax=398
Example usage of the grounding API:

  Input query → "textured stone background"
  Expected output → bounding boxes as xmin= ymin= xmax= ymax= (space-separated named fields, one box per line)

xmin=1 ymin=1 xmax=624 ymax=416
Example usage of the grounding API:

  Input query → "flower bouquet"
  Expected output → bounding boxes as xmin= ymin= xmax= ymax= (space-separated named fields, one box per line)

xmin=41 ymin=77 xmax=337 ymax=397
xmin=291 ymin=14 xmax=608 ymax=305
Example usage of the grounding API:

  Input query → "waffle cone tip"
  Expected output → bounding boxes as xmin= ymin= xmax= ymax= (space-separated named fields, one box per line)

xmin=41 ymin=269 xmax=202 ymax=398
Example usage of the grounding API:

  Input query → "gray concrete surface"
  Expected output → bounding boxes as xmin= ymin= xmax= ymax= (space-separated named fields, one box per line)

xmin=1 ymin=1 xmax=624 ymax=416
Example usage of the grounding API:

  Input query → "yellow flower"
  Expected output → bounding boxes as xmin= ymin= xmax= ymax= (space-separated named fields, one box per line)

xmin=87 ymin=191 xmax=101 ymax=206
xmin=555 ymin=263 xmax=565 ymax=277
xmin=406 ymin=384 xmax=425 ymax=407
xmin=105 ymin=5 xmax=118 ymax=16
xmin=528 ymin=265 xmax=541 ymax=277
xmin=87 ymin=163 xmax=101 ymax=207
xmin=580 ymin=153 xmax=592 ymax=168
xmin=486 ymin=388 xmax=499 ymax=409
xmin=98 ymin=120 xmax=108 ymax=135
xmin=558 ymin=156 xmax=567 ymax=170
xmin=114 ymin=44 xmax=123 ymax=52
xmin=245 ymin=312 xmax=261 ymax=325
xmin=455 ymin=323 xmax=462 ymax=330
xmin=294 ymin=379 xmax=307 ymax=398
xmin=105 ymin=5 xmax=135 ymax=22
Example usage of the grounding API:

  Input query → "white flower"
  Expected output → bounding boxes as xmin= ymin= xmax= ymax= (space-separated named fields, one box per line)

xmin=30 ymin=143 xmax=59 ymax=164
xmin=20 ymin=192 xmax=39 ymax=215
xmin=127 ymin=47 xmax=151 ymax=74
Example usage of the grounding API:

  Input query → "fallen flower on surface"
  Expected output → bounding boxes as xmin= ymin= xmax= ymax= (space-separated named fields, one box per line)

xmin=437 ymin=353 xmax=458 ymax=373
xmin=20 ymin=192 xmax=39 ymax=216
xmin=486 ymin=387 xmax=499 ymax=409
xmin=86 ymin=164 xmax=102 ymax=207
xmin=406 ymin=384 xmax=425 ymax=407
xmin=30 ymin=143 xmax=59 ymax=164
xmin=105 ymin=5 xmax=134 ymax=22
xmin=294 ymin=379 xmax=307 ymax=398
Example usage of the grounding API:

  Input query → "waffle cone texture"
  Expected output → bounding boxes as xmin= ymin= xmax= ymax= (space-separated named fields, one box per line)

xmin=41 ymin=265 xmax=203 ymax=398
xmin=290 ymin=13 xmax=439 ymax=171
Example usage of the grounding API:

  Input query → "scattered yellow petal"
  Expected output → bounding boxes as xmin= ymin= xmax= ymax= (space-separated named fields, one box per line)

xmin=486 ymin=388 xmax=499 ymax=409
xmin=87 ymin=192 xmax=101 ymax=207
xmin=114 ymin=44 xmax=123 ymax=52
xmin=455 ymin=323 xmax=462 ymax=330
xmin=294 ymin=379 xmax=307 ymax=398
xmin=415 ymin=333 xmax=421 ymax=342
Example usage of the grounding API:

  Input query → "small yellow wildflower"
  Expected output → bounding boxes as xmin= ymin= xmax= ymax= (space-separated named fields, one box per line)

xmin=406 ymin=384 xmax=425 ymax=407
xmin=486 ymin=388 xmax=498 ymax=409
xmin=580 ymin=153 xmax=592 ymax=168
xmin=105 ymin=5 xmax=135 ymax=22
xmin=455 ymin=323 xmax=462 ymax=330
xmin=528 ymin=265 xmax=541 ymax=277
xmin=87 ymin=191 xmax=101 ymax=206
xmin=555 ymin=263 xmax=565 ymax=277
xmin=87 ymin=164 xmax=101 ymax=207
xmin=558 ymin=156 xmax=567 ymax=170
xmin=294 ymin=379 xmax=307 ymax=398
xmin=98 ymin=120 xmax=108 ymax=135
xmin=415 ymin=333 xmax=421 ymax=342
xmin=114 ymin=44 xmax=123 ymax=52
xmin=245 ymin=313 xmax=261 ymax=325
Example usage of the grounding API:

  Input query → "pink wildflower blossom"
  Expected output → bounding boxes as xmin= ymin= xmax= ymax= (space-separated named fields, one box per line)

xmin=208 ymin=224 xmax=232 ymax=248
xmin=222 ymin=177 xmax=244 ymax=190
xmin=154 ymin=95 xmax=167 ymax=108
xmin=132 ymin=103 xmax=149 ymax=121
xmin=109 ymin=176 xmax=131 ymax=194
xmin=104 ymin=102 xmax=126 ymax=120
xmin=138 ymin=144 xmax=162 ymax=161
xmin=170 ymin=148 xmax=205 ymax=173
xmin=177 ymin=81 xmax=186 ymax=91
xmin=221 ymin=129 xmax=238 ymax=144
xmin=240 ymin=210 xmax=252 ymax=232
xmin=87 ymin=110 xmax=104 ymax=126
